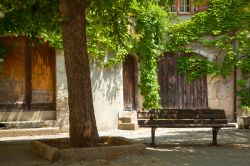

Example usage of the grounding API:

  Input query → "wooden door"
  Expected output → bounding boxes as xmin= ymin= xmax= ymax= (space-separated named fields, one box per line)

xmin=158 ymin=52 xmax=208 ymax=109
xmin=0 ymin=37 xmax=26 ymax=104
xmin=30 ymin=44 xmax=55 ymax=105
xmin=123 ymin=55 xmax=137 ymax=110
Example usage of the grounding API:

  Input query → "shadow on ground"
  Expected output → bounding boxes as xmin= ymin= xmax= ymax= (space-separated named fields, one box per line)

xmin=129 ymin=128 xmax=250 ymax=166
xmin=0 ymin=128 xmax=250 ymax=166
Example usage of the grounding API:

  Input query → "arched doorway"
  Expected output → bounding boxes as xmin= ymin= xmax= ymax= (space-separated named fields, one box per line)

xmin=123 ymin=55 xmax=138 ymax=111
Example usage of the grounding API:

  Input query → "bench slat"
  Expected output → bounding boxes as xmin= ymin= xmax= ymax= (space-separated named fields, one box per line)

xmin=138 ymin=119 xmax=228 ymax=126
xmin=137 ymin=112 xmax=226 ymax=119
xmin=150 ymin=109 xmax=225 ymax=114
xmin=138 ymin=109 xmax=226 ymax=119
xmin=138 ymin=123 xmax=235 ymax=128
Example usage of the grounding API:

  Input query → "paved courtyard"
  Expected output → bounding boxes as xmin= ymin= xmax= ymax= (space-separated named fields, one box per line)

xmin=0 ymin=127 xmax=250 ymax=166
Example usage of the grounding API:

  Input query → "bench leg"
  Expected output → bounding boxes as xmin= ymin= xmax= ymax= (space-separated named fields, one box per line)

xmin=151 ymin=127 xmax=157 ymax=146
xmin=212 ymin=127 xmax=221 ymax=146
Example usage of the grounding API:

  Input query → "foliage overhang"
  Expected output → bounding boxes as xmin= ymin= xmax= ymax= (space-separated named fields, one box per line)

xmin=0 ymin=0 xmax=249 ymax=109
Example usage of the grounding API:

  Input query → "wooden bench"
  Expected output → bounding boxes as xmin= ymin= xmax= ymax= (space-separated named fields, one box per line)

xmin=137 ymin=109 xmax=235 ymax=146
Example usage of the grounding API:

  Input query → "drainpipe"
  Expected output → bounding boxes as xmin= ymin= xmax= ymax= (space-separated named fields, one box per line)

xmin=233 ymin=40 xmax=239 ymax=122
xmin=233 ymin=66 xmax=237 ymax=122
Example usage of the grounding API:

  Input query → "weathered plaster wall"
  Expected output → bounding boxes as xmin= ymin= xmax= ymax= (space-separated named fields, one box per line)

xmin=56 ymin=50 xmax=69 ymax=131
xmin=207 ymin=75 xmax=234 ymax=121
xmin=91 ymin=63 xmax=123 ymax=131
xmin=55 ymin=51 xmax=123 ymax=131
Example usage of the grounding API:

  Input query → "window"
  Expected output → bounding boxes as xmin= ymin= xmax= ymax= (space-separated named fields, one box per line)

xmin=171 ymin=0 xmax=191 ymax=13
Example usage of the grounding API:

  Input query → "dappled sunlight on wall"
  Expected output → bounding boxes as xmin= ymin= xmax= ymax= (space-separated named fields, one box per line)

xmin=31 ymin=44 xmax=55 ymax=104
xmin=90 ymin=63 xmax=123 ymax=130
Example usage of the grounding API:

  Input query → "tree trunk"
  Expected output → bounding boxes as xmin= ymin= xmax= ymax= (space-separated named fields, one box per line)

xmin=60 ymin=0 xmax=99 ymax=147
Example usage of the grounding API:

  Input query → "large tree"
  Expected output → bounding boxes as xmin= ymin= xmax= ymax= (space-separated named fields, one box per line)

xmin=59 ymin=0 xmax=99 ymax=147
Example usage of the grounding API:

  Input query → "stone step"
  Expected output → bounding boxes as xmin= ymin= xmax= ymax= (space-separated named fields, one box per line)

xmin=0 ymin=127 xmax=59 ymax=137
xmin=119 ymin=111 xmax=137 ymax=117
xmin=118 ymin=117 xmax=133 ymax=123
xmin=118 ymin=123 xmax=137 ymax=130
xmin=118 ymin=114 xmax=138 ymax=122
xmin=0 ymin=120 xmax=57 ymax=129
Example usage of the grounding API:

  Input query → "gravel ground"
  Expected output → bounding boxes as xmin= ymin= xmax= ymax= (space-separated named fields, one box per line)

xmin=0 ymin=127 xmax=250 ymax=166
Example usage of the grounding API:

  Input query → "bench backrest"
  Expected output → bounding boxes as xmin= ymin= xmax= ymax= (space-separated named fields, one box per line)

xmin=137 ymin=109 xmax=228 ymax=126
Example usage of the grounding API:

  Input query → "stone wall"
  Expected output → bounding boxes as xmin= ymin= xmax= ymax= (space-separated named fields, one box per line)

xmin=91 ymin=63 xmax=123 ymax=131
xmin=207 ymin=75 xmax=234 ymax=121
xmin=55 ymin=51 xmax=123 ymax=131
xmin=56 ymin=50 xmax=69 ymax=131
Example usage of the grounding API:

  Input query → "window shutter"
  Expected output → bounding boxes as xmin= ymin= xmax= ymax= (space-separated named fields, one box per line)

xmin=193 ymin=0 xmax=208 ymax=13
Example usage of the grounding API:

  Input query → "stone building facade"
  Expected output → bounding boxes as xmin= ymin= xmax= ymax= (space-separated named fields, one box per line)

xmin=0 ymin=36 xmax=239 ymax=132
xmin=0 ymin=1 xmax=241 ymax=131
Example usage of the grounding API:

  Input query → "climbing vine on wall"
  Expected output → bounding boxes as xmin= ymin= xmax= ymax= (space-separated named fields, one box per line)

xmin=236 ymin=79 xmax=250 ymax=112
xmin=130 ymin=1 xmax=169 ymax=108
xmin=166 ymin=0 xmax=250 ymax=82
xmin=0 ymin=43 xmax=7 ymax=73
xmin=177 ymin=54 xmax=218 ymax=82
xmin=0 ymin=43 xmax=6 ymax=61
